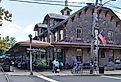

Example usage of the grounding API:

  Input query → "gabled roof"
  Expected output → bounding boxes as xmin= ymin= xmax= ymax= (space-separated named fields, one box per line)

xmin=34 ymin=23 xmax=47 ymax=31
xmin=51 ymin=5 xmax=121 ymax=31
xmin=50 ymin=6 xmax=87 ymax=31
xmin=43 ymin=13 xmax=69 ymax=24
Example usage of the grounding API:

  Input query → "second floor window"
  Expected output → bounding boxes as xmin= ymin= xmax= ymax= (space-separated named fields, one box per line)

xmin=76 ymin=28 xmax=82 ymax=38
xmin=108 ymin=31 xmax=113 ymax=41
xmin=55 ymin=32 xmax=57 ymax=42
xmin=45 ymin=37 xmax=47 ymax=42
xmin=60 ymin=30 xmax=63 ymax=40
xmin=49 ymin=35 xmax=52 ymax=43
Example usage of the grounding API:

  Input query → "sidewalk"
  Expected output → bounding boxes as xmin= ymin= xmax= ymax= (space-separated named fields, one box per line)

xmin=6 ymin=67 xmax=121 ymax=76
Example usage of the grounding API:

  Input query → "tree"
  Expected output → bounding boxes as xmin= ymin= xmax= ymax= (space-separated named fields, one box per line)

xmin=0 ymin=7 xmax=12 ymax=26
xmin=0 ymin=38 xmax=6 ymax=53
xmin=0 ymin=36 xmax=16 ymax=53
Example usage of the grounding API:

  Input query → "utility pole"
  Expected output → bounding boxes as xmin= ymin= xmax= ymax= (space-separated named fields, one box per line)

xmin=90 ymin=0 xmax=98 ymax=74
xmin=90 ymin=0 xmax=116 ymax=74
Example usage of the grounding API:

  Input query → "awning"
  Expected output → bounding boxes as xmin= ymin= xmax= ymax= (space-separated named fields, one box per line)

xmin=6 ymin=40 xmax=53 ymax=54
xmin=17 ymin=40 xmax=53 ymax=48
xmin=51 ymin=42 xmax=121 ymax=49
xmin=51 ymin=42 xmax=91 ymax=48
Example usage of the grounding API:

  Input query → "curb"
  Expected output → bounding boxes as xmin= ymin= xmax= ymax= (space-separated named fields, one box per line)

xmin=104 ymin=74 xmax=121 ymax=76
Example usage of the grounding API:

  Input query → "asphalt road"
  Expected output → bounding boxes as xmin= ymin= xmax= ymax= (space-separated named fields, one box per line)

xmin=48 ymin=75 xmax=121 ymax=82
xmin=0 ymin=75 xmax=47 ymax=82
xmin=1 ymin=75 xmax=121 ymax=82
xmin=0 ymin=74 xmax=7 ymax=82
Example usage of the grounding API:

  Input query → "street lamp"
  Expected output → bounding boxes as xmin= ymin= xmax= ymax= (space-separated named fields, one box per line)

xmin=28 ymin=34 xmax=33 ymax=75
xmin=90 ymin=0 xmax=116 ymax=74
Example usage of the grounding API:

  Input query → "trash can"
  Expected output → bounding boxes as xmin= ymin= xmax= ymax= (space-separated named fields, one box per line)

xmin=2 ymin=64 xmax=10 ymax=72
xmin=99 ymin=67 xmax=104 ymax=74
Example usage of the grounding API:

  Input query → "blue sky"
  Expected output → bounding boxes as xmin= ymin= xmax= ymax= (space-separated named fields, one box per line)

xmin=0 ymin=0 xmax=121 ymax=42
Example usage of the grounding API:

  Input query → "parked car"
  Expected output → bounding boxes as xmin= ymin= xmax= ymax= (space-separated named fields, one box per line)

xmin=115 ymin=59 xmax=121 ymax=70
xmin=105 ymin=61 xmax=115 ymax=71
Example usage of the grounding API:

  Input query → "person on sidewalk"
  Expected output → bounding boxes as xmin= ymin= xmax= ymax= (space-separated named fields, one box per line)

xmin=52 ymin=59 xmax=60 ymax=73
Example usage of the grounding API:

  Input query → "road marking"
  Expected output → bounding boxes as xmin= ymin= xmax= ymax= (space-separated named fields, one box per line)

xmin=101 ymin=76 xmax=121 ymax=80
xmin=35 ymin=73 xmax=59 ymax=82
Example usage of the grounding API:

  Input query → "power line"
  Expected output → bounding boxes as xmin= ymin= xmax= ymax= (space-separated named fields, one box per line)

xmin=33 ymin=0 xmax=86 ymax=4
xmin=9 ymin=0 xmax=84 ymax=7
xmin=104 ymin=3 xmax=121 ymax=15
xmin=106 ymin=3 xmax=121 ymax=9
xmin=9 ymin=0 xmax=121 ymax=16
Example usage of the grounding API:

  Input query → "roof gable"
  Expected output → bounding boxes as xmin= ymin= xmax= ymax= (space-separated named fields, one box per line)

xmin=43 ymin=13 xmax=69 ymax=24
xmin=34 ymin=23 xmax=47 ymax=31
xmin=52 ymin=6 xmax=121 ymax=31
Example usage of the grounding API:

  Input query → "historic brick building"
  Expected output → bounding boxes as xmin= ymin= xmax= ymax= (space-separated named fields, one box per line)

xmin=34 ymin=4 xmax=121 ymax=68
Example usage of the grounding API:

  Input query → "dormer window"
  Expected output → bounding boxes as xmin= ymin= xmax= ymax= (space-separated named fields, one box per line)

xmin=67 ymin=10 xmax=70 ymax=15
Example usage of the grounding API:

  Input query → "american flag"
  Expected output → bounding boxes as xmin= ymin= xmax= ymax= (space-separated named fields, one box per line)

xmin=98 ymin=31 xmax=106 ymax=46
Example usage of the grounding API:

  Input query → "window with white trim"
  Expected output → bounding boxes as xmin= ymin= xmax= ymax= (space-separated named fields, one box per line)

xmin=55 ymin=32 xmax=57 ymax=42
xmin=49 ymin=34 xmax=52 ymax=43
xmin=76 ymin=28 xmax=82 ymax=38
xmin=60 ymin=30 xmax=63 ymax=40
xmin=45 ymin=37 xmax=47 ymax=42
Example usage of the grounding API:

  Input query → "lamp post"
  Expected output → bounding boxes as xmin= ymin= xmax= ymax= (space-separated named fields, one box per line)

xmin=28 ymin=34 xmax=33 ymax=75
xmin=90 ymin=0 xmax=116 ymax=74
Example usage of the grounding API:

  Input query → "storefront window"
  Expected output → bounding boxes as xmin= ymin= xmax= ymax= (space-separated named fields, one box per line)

xmin=54 ymin=48 xmax=64 ymax=62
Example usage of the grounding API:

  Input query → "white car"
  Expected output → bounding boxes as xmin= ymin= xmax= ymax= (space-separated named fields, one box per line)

xmin=115 ymin=59 xmax=121 ymax=70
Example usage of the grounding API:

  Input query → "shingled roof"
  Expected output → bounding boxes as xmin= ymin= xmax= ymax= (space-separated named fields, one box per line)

xmin=34 ymin=23 xmax=47 ymax=31
xmin=47 ymin=13 xmax=69 ymax=19
xmin=51 ymin=5 xmax=121 ymax=31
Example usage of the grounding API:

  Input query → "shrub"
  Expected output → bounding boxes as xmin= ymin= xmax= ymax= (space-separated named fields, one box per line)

xmin=36 ymin=59 xmax=47 ymax=70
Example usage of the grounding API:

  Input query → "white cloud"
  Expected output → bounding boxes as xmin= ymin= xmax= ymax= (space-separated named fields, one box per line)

xmin=0 ymin=22 xmax=21 ymax=37
xmin=0 ymin=22 xmax=35 ymax=42
xmin=23 ymin=24 xmax=35 ymax=35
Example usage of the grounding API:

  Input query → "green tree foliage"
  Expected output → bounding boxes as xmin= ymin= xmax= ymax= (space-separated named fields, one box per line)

xmin=36 ymin=59 xmax=47 ymax=70
xmin=0 ymin=7 xmax=12 ymax=26
xmin=0 ymin=36 xmax=16 ymax=53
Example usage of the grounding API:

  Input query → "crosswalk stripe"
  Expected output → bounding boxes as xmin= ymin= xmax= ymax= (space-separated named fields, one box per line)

xmin=101 ymin=76 xmax=121 ymax=80
xmin=35 ymin=73 xmax=59 ymax=82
